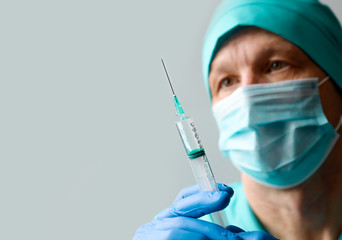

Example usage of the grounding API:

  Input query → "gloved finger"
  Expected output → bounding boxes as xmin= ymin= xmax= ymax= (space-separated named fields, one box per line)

xmin=174 ymin=183 xmax=231 ymax=203
xmin=161 ymin=229 xmax=210 ymax=240
xmin=226 ymin=225 xmax=245 ymax=233
xmin=133 ymin=227 xmax=210 ymax=240
xmin=237 ymin=231 xmax=279 ymax=240
xmin=154 ymin=217 xmax=240 ymax=240
xmin=174 ymin=185 xmax=200 ymax=203
xmin=157 ymin=189 xmax=233 ymax=219
xmin=133 ymin=220 xmax=210 ymax=240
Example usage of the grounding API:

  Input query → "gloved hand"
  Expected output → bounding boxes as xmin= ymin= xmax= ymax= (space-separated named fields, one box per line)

xmin=133 ymin=184 xmax=278 ymax=240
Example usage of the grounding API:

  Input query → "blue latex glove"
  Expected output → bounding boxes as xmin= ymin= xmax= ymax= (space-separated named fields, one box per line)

xmin=133 ymin=184 xmax=278 ymax=240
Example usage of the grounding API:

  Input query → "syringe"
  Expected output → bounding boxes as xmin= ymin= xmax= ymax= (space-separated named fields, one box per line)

xmin=161 ymin=59 xmax=228 ymax=228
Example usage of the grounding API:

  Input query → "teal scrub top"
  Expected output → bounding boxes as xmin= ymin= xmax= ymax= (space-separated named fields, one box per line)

xmin=202 ymin=182 xmax=342 ymax=240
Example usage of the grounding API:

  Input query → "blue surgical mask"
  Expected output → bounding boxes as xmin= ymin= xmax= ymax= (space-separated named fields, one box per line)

xmin=212 ymin=77 xmax=340 ymax=189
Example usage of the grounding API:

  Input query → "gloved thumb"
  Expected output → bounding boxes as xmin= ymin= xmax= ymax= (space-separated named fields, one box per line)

xmin=157 ymin=185 xmax=233 ymax=219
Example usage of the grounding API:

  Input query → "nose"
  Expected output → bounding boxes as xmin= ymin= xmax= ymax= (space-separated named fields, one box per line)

xmin=240 ymin=72 xmax=267 ymax=87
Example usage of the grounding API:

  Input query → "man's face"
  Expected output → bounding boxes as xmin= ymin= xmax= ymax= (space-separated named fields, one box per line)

xmin=209 ymin=27 xmax=341 ymax=128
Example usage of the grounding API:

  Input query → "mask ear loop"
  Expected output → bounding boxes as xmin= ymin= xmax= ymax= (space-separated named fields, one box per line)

xmin=318 ymin=76 xmax=342 ymax=132
xmin=335 ymin=115 xmax=342 ymax=132
xmin=318 ymin=76 xmax=330 ymax=86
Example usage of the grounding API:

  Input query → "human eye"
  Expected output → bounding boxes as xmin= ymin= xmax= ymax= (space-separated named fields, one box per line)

xmin=219 ymin=77 xmax=234 ymax=90
xmin=268 ymin=60 xmax=289 ymax=72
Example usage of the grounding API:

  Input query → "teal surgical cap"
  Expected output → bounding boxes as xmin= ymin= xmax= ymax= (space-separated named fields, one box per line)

xmin=202 ymin=0 xmax=342 ymax=97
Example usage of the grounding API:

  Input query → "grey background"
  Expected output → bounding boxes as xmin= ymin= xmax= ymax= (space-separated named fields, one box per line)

xmin=0 ymin=1 xmax=340 ymax=239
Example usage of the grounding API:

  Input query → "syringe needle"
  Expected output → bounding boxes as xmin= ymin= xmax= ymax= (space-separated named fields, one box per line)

xmin=161 ymin=58 xmax=176 ymax=96
xmin=161 ymin=59 xmax=185 ymax=117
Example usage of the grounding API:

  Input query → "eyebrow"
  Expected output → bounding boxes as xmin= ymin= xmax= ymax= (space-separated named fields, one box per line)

xmin=261 ymin=42 xmax=301 ymax=57
xmin=210 ymin=40 xmax=304 ymax=74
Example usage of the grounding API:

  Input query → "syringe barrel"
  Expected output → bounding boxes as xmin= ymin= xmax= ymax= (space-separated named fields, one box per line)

xmin=175 ymin=117 xmax=216 ymax=191
xmin=190 ymin=155 xmax=218 ymax=191
xmin=175 ymin=117 xmax=228 ymax=227
xmin=175 ymin=117 xmax=202 ymax=154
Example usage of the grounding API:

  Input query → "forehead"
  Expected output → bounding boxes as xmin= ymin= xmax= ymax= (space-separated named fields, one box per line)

xmin=210 ymin=27 xmax=301 ymax=71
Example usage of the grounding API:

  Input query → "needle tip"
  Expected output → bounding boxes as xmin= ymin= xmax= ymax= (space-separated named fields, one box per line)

xmin=161 ymin=59 xmax=175 ymax=95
